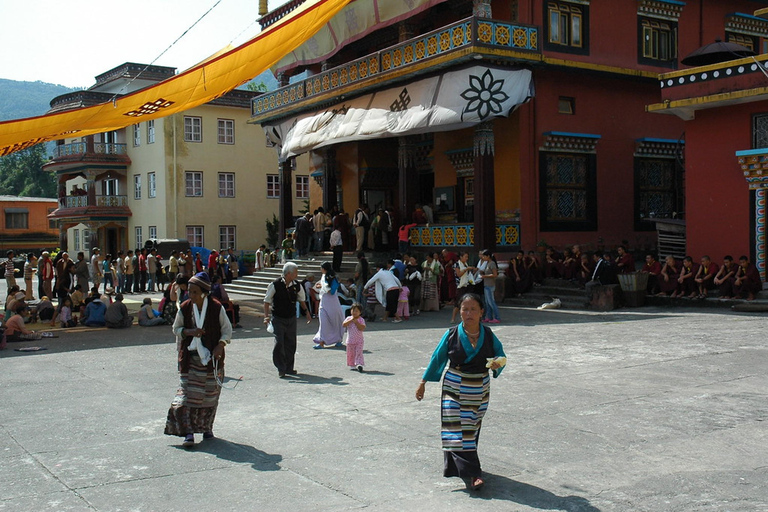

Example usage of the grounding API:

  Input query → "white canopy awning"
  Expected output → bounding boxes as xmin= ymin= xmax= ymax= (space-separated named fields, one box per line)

xmin=265 ymin=65 xmax=534 ymax=159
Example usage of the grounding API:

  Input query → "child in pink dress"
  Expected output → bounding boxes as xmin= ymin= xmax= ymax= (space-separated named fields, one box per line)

xmin=396 ymin=285 xmax=410 ymax=321
xmin=343 ymin=303 xmax=367 ymax=372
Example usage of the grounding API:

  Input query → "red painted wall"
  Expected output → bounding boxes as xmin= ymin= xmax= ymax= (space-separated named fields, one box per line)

xmin=684 ymin=102 xmax=763 ymax=262
xmin=518 ymin=68 xmax=684 ymax=252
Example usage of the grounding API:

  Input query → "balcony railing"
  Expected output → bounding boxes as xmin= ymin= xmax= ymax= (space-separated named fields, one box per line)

xmin=63 ymin=195 xmax=128 ymax=208
xmin=252 ymin=16 xmax=539 ymax=118
xmin=52 ymin=142 xmax=128 ymax=159
xmin=409 ymin=223 xmax=520 ymax=247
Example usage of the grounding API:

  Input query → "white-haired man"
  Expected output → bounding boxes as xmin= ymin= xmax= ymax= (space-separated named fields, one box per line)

xmin=264 ymin=262 xmax=312 ymax=378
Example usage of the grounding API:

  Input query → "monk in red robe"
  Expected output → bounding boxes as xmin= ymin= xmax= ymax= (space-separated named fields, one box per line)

xmin=694 ymin=255 xmax=719 ymax=299
xmin=658 ymin=255 xmax=680 ymax=296
xmin=734 ymin=255 xmax=762 ymax=301
xmin=615 ymin=245 xmax=636 ymax=274
xmin=713 ymin=255 xmax=738 ymax=299
xmin=674 ymin=256 xmax=700 ymax=298
xmin=641 ymin=254 xmax=662 ymax=294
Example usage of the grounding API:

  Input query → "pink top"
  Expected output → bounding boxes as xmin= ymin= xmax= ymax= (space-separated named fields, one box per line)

xmin=344 ymin=316 xmax=365 ymax=345
xmin=398 ymin=285 xmax=410 ymax=302
xmin=4 ymin=314 xmax=28 ymax=336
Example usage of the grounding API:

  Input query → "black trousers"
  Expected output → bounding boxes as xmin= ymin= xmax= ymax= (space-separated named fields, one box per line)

xmin=332 ymin=246 xmax=343 ymax=272
xmin=272 ymin=314 xmax=297 ymax=373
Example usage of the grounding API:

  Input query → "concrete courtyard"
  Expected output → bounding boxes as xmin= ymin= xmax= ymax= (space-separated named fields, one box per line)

xmin=1 ymin=301 xmax=767 ymax=511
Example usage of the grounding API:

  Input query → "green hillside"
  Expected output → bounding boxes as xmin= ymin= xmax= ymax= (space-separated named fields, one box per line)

xmin=0 ymin=79 xmax=75 ymax=122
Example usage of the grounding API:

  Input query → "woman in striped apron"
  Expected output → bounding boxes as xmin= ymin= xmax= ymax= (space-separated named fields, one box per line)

xmin=416 ymin=293 xmax=506 ymax=491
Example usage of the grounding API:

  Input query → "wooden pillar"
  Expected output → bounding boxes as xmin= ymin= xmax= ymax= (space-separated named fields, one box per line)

xmin=322 ymin=149 xmax=338 ymax=210
xmin=278 ymin=157 xmax=294 ymax=243
xmin=473 ymin=121 xmax=496 ymax=251
xmin=398 ymin=137 xmax=418 ymax=225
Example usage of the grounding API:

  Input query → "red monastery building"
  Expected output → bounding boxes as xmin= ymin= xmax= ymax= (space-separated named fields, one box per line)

xmin=252 ymin=0 xmax=766 ymax=259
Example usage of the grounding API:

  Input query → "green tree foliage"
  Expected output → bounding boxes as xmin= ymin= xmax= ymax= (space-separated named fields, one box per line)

xmin=0 ymin=79 xmax=75 ymax=121
xmin=0 ymin=144 xmax=56 ymax=198
xmin=245 ymin=80 xmax=268 ymax=92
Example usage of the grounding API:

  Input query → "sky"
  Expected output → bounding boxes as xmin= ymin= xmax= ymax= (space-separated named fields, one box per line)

xmin=0 ymin=0 xmax=291 ymax=89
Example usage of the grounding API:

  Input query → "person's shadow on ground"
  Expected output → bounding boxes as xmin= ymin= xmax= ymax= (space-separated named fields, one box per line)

xmin=176 ymin=439 xmax=282 ymax=471
xmin=463 ymin=473 xmax=601 ymax=511
xmin=283 ymin=373 xmax=349 ymax=385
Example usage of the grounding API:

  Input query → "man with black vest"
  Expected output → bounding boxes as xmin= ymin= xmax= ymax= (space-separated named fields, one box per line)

xmin=263 ymin=262 xmax=312 ymax=378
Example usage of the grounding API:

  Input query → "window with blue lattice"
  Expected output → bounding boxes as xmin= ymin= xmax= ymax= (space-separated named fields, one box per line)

xmin=634 ymin=158 xmax=683 ymax=231
xmin=539 ymin=152 xmax=597 ymax=231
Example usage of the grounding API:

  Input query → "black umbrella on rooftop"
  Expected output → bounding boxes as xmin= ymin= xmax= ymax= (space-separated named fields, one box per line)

xmin=681 ymin=38 xmax=756 ymax=66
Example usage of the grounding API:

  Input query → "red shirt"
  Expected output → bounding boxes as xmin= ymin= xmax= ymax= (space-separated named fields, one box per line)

xmin=138 ymin=254 xmax=147 ymax=272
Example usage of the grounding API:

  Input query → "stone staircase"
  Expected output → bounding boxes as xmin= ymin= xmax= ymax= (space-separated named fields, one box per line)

xmin=224 ymin=256 xmax=358 ymax=300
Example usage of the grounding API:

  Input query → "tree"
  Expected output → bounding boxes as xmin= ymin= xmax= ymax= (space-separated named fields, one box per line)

xmin=245 ymin=81 xmax=268 ymax=93
xmin=0 ymin=144 xmax=56 ymax=197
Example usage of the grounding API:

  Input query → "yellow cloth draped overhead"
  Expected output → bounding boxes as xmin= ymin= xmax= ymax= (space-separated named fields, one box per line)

xmin=0 ymin=0 xmax=353 ymax=157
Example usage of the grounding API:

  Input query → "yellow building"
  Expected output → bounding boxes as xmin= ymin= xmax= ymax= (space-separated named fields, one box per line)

xmin=45 ymin=63 xmax=304 ymax=257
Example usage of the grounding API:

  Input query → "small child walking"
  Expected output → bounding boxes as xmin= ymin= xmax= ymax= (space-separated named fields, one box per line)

xmin=395 ymin=285 xmax=410 ymax=321
xmin=343 ymin=303 xmax=367 ymax=372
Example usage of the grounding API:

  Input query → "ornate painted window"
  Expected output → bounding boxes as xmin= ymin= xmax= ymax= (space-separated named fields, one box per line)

xmin=544 ymin=1 xmax=589 ymax=55
xmin=725 ymin=12 xmax=768 ymax=55
xmin=753 ymin=113 xmax=768 ymax=149
xmin=637 ymin=1 xmax=683 ymax=67
xmin=633 ymin=138 xmax=684 ymax=231
xmin=539 ymin=132 xmax=598 ymax=231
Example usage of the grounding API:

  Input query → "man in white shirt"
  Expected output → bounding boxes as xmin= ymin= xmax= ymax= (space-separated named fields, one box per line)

xmin=364 ymin=262 xmax=402 ymax=322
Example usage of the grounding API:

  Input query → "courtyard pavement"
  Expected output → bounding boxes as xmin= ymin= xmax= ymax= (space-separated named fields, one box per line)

xmin=1 ymin=298 xmax=767 ymax=511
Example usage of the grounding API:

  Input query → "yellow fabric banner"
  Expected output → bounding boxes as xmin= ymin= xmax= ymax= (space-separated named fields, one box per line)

xmin=0 ymin=0 xmax=352 ymax=157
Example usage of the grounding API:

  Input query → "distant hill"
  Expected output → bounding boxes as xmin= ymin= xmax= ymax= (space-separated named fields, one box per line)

xmin=0 ymin=79 xmax=76 ymax=122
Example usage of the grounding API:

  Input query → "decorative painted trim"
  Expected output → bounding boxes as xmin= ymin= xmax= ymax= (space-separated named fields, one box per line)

xmin=445 ymin=147 xmax=475 ymax=176
xmin=634 ymin=138 xmax=684 ymax=158
xmin=737 ymin=150 xmax=768 ymax=190
xmin=540 ymin=132 xmax=601 ymax=153
xmin=658 ymin=54 xmax=768 ymax=90
xmin=756 ymin=188 xmax=766 ymax=280
xmin=409 ymin=223 xmax=520 ymax=247
xmin=725 ymin=12 xmax=768 ymax=38
xmin=252 ymin=16 xmax=538 ymax=118
xmin=637 ymin=0 xmax=685 ymax=22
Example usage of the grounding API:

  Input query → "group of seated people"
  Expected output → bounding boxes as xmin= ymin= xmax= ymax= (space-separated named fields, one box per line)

xmin=644 ymin=254 xmax=762 ymax=301
xmin=504 ymin=245 xmax=762 ymax=301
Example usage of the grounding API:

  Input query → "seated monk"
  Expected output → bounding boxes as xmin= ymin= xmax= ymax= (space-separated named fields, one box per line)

xmin=560 ymin=249 xmax=578 ymax=280
xmin=641 ymin=254 xmax=662 ymax=294
xmin=673 ymin=256 xmax=699 ymax=298
xmin=543 ymin=247 xmax=563 ymax=279
xmin=525 ymin=251 xmax=542 ymax=284
xmin=694 ymin=255 xmax=719 ymax=299
xmin=657 ymin=255 xmax=680 ymax=296
xmin=713 ymin=255 xmax=738 ymax=299
xmin=615 ymin=245 xmax=636 ymax=274
xmin=733 ymin=255 xmax=762 ymax=301
xmin=577 ymin=252 xmax=594 ymax=287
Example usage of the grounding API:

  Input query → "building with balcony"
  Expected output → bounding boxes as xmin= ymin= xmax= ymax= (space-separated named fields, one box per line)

xmin=251 ymin=0 xmax=762 ymax=256
xmin=46 ymin=63 xmax=306 ymax=258
xmin=648 ymin=4 xmax=768 ymax=279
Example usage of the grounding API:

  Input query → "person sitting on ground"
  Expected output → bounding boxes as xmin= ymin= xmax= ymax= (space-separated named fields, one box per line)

xmin=543 ymin=247 xmax=563 ymax=279
xmin=57 ymin=296 xmax=77 ymax=328
xmin=525 ymin=251 xmax=542 ymax=284
xmin=733 ymin=255 xmax=762 ymax=301
xmin=694 ymin=255 xmax=719 ymax=299
xmin=641 ymin=254 xmax=662 ymax=295
xmin=211 ymin=275 xmax=241 ymax=328
xmin=83 ymin=296 xmax=107 ymax=327
xmin=5 ymin=284 xmax=21 ymax=313
xmin=713 ymin=255 xmax=738 ymax=299
xmin=4 ymin=288 xmax=23 ymax=322
xmin=138 ymin=298 xmax=168 ymax=327
xmin=105 ymin=293 xmax=133 ymax=328
xmin=657 ymin=255 xmax=680 ymax=296
xmin=615 ymin=245 xmax=636 ymax=274
xmin=560 ymin=248 xmax=578 ymax=280
xmin=37 ymin=296 xmax=55 ymax=322
xmin=672 ymin=256 xmax=699 ymax=299
xmin=576 ymin=252 xmax=594 ymax=287
xmin=4 ymin=302 xmax=41 ymax=341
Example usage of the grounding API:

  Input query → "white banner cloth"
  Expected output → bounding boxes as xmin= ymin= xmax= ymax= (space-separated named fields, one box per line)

xmin=265 ymin=65 xmax=533 ymax=159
